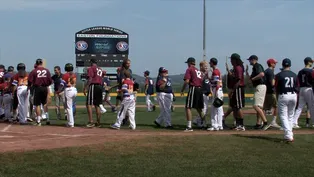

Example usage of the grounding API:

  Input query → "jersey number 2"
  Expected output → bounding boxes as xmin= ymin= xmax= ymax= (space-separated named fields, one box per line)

xmin=284 ymin=77 xmax=294 ymax=88
xmin=195 ymin=70 xmax=202 ymax=79
xmin=37 ymin=70 xmax=47 ymax=78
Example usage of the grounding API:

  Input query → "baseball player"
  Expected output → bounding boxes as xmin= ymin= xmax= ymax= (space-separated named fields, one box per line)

xmin=275 ymin=58 xmax=297 ymax=142
xmin=292 ymin=57 xmax=313 ymax=128
xmin=181 ymin=57 xmax=204 ymax=132
xmin=28 ymin=59 xmax=53 ymax=126
xmin=229 ymin=53 xmax=245 ymax=131
xmin=207 ymin=58 xmax=224 ymax=131
xmin=154 ymin=67 xmax=173 ymax=128
xmin=262 ymin=59 xmax=282 ymax=130
xmin=99 ymin=70 xmax=116 ymax=113
xmin=111 ymin=70 xmax=136 ymax=130
xmin=59 ymin=63 xmax=77 ymax=128
xmin=0 ymin=65 xmax=6 ymax=119
xmin=193 ymin=61 xmax=211 ymax=128
xmin=12 ymin=63 xmax=29 ymax=124
xmin=144 ymin=70 xmax=156 ymax=112
xmin=0 ymin=74 xmax=13 ymax=122
xmin=247 ymin=55 xmax=268 ymax=130
xmin=83 ymin=58 xmax=103 ymax=128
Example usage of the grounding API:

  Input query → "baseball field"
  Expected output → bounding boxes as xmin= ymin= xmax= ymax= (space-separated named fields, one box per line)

xmin=0 ymin=96 xmax=313 ymax=177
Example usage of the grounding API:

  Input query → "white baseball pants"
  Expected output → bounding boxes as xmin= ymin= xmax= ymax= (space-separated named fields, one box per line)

xmin=202 ymin=94 xmax=210 ymax=118
xmin=145 ymin=95 xmax=154 ymax=111
xmin=210 ymin=88 xmax=224 ymax=128
xmin=64 ymin=87 xmax=77 ymax=126
xmin=3 ymin=93 xmax=12 ymax=120
xmin=278 ymin=93 xmax=297 ymax=141
xmin=155 ymin=92 xmax=173 ymax=127
xmin=17 ymin=86 xmax=29 ymax=123
xmin=115 ymin=97 xmax=136 ymax=129
xmin=293 ymin=87 xmax=313 ymax=125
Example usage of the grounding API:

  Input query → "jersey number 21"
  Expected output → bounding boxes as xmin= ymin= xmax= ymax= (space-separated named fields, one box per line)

xmin=284 ymin=77 xmax=294 ymax=88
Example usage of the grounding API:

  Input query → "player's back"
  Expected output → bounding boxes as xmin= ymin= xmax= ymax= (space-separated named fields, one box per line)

xmin=297 ymin=68 xmax=312 ymax=87
xmin=276 ymin=70 xmax=297 ymax=94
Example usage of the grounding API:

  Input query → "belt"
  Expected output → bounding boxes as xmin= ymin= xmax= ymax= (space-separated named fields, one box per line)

xmin=280 ymin=92 xmax=295 ymax=95
xmin=18 ymin=84 xmax=27 ymax=86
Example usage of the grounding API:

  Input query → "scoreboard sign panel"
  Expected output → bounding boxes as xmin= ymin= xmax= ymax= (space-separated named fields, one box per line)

xmin=75 ymin=26 xmax=129 ymax=68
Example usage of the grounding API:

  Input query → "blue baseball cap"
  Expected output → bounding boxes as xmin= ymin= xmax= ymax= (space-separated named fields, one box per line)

xmin=304 ymin=57 xmax=313 ymax=64
xmin=247 ymin=55 xmax=258 ymax=61
xmin=282 ymin=58 xmax=291 ymax=67
xmin=144 ymin=70 xmax=150 ymax=75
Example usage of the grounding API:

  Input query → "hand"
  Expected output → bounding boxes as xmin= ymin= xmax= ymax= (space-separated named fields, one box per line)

xmin=83 ymin=88 xmax=87 ymax=96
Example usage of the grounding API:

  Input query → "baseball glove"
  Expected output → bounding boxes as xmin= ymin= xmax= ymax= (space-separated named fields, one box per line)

xmin=213 ymin=97 xmax=224 ymax=108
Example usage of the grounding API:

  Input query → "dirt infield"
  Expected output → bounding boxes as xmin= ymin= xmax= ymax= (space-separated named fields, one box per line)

xmin=0 ymin=123 xmax=313 ymax=153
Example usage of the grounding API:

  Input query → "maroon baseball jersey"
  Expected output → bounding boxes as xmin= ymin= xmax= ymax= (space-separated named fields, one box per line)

xmin=28 ymin=67 xmax=52 ymax=87
xmin=87 ymin=65 xmax=103 ymax=84
xmin=233 ymin=65 xmax=245 ymax=87
xmin=184 ymin=65 xmax=203 ymax=87
xmin=0 ymin=68 xmax=5 ymax=84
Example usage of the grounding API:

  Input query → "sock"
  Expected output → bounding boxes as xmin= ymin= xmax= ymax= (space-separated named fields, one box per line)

xmin=187 ymin=121 xmax=192 ymax=128
xmin=263 ymin=121 xmax=268 ymax=125
xmin=306 ymin=118 xmax=310 ymax=124
xmin=37 ymin=116 xmax=41 ymax=123
xmin=272 ymin=116 xmax=277 ymax=122
xmin=223 ymin=120 xmax=225 ymax=125
xmin=240 ymin=118 xmax=244 ymax=126
xmin=235 ymin=118 xmax=239 ymax=126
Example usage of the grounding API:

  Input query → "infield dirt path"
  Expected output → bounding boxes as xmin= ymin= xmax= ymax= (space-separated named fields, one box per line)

xmin=0 ymin=123 xmax=313 ymax=153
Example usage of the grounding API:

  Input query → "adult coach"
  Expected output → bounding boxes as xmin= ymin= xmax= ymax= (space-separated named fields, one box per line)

xmin=247 ymin=55 xmax=268 ymax=129
xmin=28 ymin=59 xmax=52 ymax=126
xmin=293 ymin=57 xmax=313 ymax=128
xmin=230 ymin=53 xmax=245 ymax=131
xmin=275 ymin=58 xmax=297 ymax=142
xmin=263 ymin=59 xmax=281 ymax=130
xmin=144 ymin=70 xmax=156 ymax=112
xmin=83 ymin=58 xmax=103 ymax=128
xmin=51 ymin=66 xmax=65 ymax=120
xmin=181 ymin=57 xmax=204 ymax=132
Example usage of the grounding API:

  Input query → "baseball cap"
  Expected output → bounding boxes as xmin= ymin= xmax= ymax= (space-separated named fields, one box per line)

xmin=304 ymin=57 xmax=313 ymax=64
xmin=144 ymin=70 xmax=150 ymax=75
xmin=159 ymin=67 xmax=168 ymax=73
xmin=230 ymin=53 xmax=240 ymax=60
xmin=282 ymin=58 xmax=291 ymax=67
xmin=36 ymin=58 xmax=43 ymax=65
xmin=267 ymin=58 xmax=277 ymax=65
xmin=247 ymin=55 xmax=258 ymax=61
xmin=185 ymin=57 xmax=196 ymax=63
xmin=210 ymin=58 xmax=218 ymax=65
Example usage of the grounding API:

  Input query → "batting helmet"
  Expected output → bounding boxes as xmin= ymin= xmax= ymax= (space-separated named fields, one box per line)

xmin=64 ymin=63 xmax=74 ymax=72
xmin=17 ymin=63 xmax=26 ymax=71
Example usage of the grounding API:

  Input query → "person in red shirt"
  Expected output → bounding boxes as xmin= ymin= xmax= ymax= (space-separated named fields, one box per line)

xmin=207 ymin=58 xmax=224 ymax=131
xmin=12 ymin=63 xmax=29 ymax=124
xmin=58 ymin=63 xmax=77 ymax=128
xmin=28 ymin=59 xmax=53 ymax=126
xmin=180 ymin=57 xmax=204 ymax=132
xmin=111 ymin=70 xmax=136 ymax=130
xmin=83 ymin=58 xmax=103 ymax=128
xmin=229 ymin=53 xmax=246 ymax=131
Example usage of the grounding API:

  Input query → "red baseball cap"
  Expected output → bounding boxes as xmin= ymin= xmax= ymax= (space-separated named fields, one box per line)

xmin=267 ymin=58 xmax=277 ymax=65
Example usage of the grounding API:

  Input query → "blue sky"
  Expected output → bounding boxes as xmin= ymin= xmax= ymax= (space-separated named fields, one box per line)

xmin=0 ymin=0 xmax=313 ymax=77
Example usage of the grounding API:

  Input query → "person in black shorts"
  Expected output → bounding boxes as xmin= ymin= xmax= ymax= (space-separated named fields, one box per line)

xmin=229 ymin=53 xmax=246 ymax=131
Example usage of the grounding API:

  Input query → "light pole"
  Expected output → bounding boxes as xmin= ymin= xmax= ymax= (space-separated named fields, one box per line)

xmin=202 ymin=0 xmax=206 ymax=61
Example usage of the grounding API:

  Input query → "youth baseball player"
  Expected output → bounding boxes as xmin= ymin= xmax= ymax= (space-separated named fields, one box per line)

xmin=0 ymin=75 xmax=13 ymax=122
xmin=207 ymin=58 xmax=224 ymax=131
xmin=144 ymin=70 xmax=156 ymax=112
xmin=154 ymin=67 xmax=173 ymax=128
xmin=263 ymin=59 xmax=282 ymax=130
xmin=83 ymin=58 xmax=103 ymax=128
xmin=99 ymin=70 xmax=116 ymax=113
xmin=275 ymin=58 xmax=297 ymax=142
xmin=292 ymin=57 xmax=313 ymax=128
xmin=0 ymin=65 xmax=5 ymax=119
xmin=111 ymin=70 xmax=136 ymax=130
xmin=28 ymin=59 xmax=53 ymax=126
xmin=230 ymin=53 xmax=245 ymax=131
xmin=192 ymin=61 xmax=210 ymax=128
xmin=247 ymin=55 xmax=268 ymax=130
xmin=12 ymin=63 xmax=29 ymax=124
xmin=181 ymin=57 xmax=204 ymax=132
xmin=59 ymin=63 xmax=77 ymax=127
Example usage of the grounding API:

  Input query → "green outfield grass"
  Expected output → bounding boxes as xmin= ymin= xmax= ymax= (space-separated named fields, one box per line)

xmin=0 ymin=108 xmax=313 ymax=177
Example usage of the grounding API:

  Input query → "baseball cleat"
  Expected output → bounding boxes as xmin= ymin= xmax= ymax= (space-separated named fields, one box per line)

xmin=235 ymin=126 xmax=245 ymax=131
xmin=152 ymin=105 xmax=156 ymax=111
xmin=270 ymin=122 xmax=281 ymax=129
xmin=218 ymin=126 xmax=223 ymax=131
xmin=110 ymin=124 xmax=120 ymax=130
xmin=154 ymin=121 xmax=161 ymax=127
xmin=33 ymin=122 xmax=41 ymax=126
xmin=292 ymin=125 xmax=301 ymax=129
xmin=306 ymin=124 xmax=310 ymax=128
xmin=66 ymin=124 xmax=74 ymax=128
xmin=165 ymin=126 xmax=174 ymax=129
xmin=86 ymin=123 xmax=95 ymax=128
xmin=46 ymin=121 xmax=50 ymax=125
xmin=207 ymin=127 xmax=218 ymax=131
xmin=262 ymin=124 xmax=271 ymax=131
xmin=184 ymin=127 xmax=193 ymax=132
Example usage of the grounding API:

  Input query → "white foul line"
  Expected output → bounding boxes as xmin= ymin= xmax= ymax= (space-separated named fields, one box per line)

xmin=1 ymin=125 xmax=12 ymax=132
